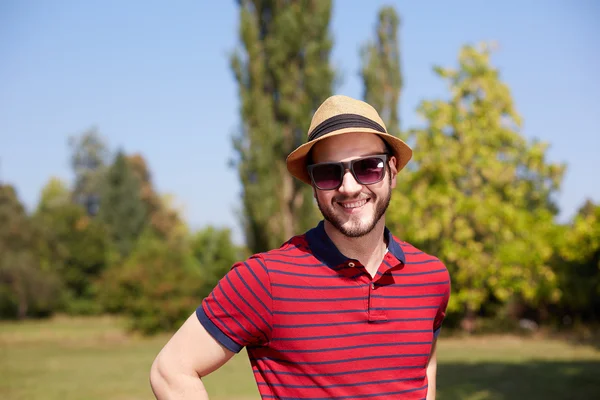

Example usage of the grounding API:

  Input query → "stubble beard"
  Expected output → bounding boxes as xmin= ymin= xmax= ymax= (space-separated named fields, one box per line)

xmin=316 ymin=178 xmax=392 ymax=238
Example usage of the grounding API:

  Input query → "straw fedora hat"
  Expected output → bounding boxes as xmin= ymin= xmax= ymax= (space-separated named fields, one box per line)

xmin=286 ymin=94 xmax=413 ymax=185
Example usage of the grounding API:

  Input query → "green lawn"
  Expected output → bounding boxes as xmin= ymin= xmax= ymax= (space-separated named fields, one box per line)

xmin=1 ymin=316 xmax=599 ymax=399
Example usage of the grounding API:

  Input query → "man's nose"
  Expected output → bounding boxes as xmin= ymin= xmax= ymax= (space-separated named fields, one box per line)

xmin=337 ymin=169 xmax=362 ymax=195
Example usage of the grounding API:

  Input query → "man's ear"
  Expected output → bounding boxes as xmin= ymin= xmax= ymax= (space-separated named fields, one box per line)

xmin=389 ymin=156 xmax=399 ymax=188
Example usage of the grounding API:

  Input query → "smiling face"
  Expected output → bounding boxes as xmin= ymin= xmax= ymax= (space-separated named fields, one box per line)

xmin=310 ymin=132 xmax=398 ymax=238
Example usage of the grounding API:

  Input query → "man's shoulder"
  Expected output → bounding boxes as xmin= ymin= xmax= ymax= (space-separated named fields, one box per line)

xmin=394 ymin=238 xmax=451 ymax=292
xmin=241 ymin=233 xmax=313 ymax=269
xmin=390 ymin=235 xmax=447 ymax=267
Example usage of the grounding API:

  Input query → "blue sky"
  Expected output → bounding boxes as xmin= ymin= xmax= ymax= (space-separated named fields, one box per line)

xmin=1 ymin=1 xmax=598 ymax=244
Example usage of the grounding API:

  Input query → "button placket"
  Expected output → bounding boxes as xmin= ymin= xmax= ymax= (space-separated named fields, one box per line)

xmin=367 ymin=270 xmax=388 ymax=322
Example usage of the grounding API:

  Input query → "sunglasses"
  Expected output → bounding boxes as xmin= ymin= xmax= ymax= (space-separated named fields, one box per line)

xmin=307 ymin=154 xmax=389 ymax=190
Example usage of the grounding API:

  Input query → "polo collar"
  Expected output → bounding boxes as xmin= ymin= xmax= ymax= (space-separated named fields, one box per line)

xmin=306 ymin=220 xmax=406 ymax=269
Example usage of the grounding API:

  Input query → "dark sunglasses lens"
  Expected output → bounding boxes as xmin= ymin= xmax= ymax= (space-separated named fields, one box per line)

xmin=312 ymin=164 xmax=342 ymax=189
xmin=354 ymin=157 xmax=385 ymax=184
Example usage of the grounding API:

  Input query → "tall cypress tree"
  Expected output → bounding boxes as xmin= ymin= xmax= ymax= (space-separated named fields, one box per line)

xmin=360 ymin=6 xmax=403 ymax=137
xmin=230 ymin=0 xmax=335 ymax=253
xmin=69 ymin=128 xmax=110 ymax=216
xmin=98 ymin=151 xmax=148 ymax=257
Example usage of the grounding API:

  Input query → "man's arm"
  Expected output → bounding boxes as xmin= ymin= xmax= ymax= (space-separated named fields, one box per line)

xmin=150 ymin=312 xmax=236 ymax=400
xmin=425 ymin=337 xmax=438 ymax=400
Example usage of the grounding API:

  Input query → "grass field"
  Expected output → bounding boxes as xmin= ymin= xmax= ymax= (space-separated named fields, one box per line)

xmin=1 ymin=316 xmax=599 ymax=400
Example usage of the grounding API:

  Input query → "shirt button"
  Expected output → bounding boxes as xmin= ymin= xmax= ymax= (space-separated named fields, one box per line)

xmin=371 ymin=283 xmax=376 ymax=290
xmin=348 ymin=262 xmax=355 ymax=267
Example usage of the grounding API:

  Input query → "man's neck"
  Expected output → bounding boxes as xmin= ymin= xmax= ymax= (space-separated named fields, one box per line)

xmin=324 ymin=219 xmax=388 ymax=278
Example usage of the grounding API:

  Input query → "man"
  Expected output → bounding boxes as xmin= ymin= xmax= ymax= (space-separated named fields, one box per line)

xmin=150 ymin=95 xmax=451 ymax=399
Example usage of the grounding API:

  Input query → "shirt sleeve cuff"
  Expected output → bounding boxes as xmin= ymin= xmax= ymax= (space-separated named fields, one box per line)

xmin=196 ymin=306 xmax=243 ymax=353
xmin=433 ymin=326 xmax=442 ymax=339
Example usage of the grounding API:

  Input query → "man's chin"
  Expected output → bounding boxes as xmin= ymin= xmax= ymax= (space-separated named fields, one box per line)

xmin=336 ymin=219 xmax=376 ymax=238
xmin=319 ymin=204 xmax=378 ymax=237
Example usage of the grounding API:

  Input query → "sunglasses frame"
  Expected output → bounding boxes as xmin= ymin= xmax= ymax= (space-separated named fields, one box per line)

xmin=307 ymin=153 xmax=390 ymax=190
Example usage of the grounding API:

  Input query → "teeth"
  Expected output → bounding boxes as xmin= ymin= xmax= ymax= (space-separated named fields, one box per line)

xmin=340 ymin=199 xmax=367 ymax=209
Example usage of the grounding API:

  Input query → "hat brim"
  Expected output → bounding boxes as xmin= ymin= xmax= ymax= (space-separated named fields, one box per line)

xmin=286 ymin=128 xmax=413 ymax=185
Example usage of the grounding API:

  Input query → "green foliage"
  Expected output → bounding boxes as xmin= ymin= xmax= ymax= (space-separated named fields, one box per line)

xmin=36 ymin=177 xmax=71 ymax=212
xmin=98 ymin=231 xmax=204 ymax=334
xmin=190 ymin=226 xmax=249 ymax=296
xmin=97 ymin=225 xmax=244 ymax=334
xmin=3 ymin=129 xmax=244 ymax=329
xmin=231 ymin=0 xmax=335 ymax=252
xmin=0 ymin=251 xmax=64 ymax=319
xmin=0 ymin=184 xmax=63 ymax=319
xmin=560 ymin=200 xmax=600 ymax=265
xmin=98 ymin=151 xmax=148 ymax=258
xmin=126 ymin=154 xmax=186 ymax=241
xmin=33 ymin=179 xmax=109 ymax=314
xmin=553 ymin=200 xmax=600 ymax=321
xmin=387 ymin=43 xmax=566 ymax=319
xmin=360 ymin=6 xmax=403 ymax=136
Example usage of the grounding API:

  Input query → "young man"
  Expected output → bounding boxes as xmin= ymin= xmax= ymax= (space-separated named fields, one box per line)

xmin=150 ymin=95 xmax=451 ymax=399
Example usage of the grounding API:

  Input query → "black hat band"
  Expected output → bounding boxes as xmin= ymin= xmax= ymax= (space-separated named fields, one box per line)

xmin=308 ymin=113 xmax=386 ymax=142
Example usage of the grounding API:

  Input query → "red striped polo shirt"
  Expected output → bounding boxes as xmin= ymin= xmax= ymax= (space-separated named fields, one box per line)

xmin=197 ymin=220 xmax=451 ymax=399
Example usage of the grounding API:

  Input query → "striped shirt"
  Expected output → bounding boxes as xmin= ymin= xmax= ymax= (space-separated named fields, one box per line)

xmin=197 ymin=220 xmax=451 ymax=399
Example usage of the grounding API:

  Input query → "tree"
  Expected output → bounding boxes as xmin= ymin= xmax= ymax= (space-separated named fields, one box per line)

xmin=387 ymin=43 xmax=566 ymax=325
xmin=360 ymin=6 xmax=403 ymax=137
xmin=554 ymin=200 xmax=600 ymax=322
xmin=98 ymin=231 xmax=204 ymax=334
xmin=34 ymin=178 xmax=71 ymax=272
xmin=190 ymin=226 xmax=248 ymax=296
xmin=126 ymin=154 xmax=185 ymax=241
xmin=0 ymin=184 xmax=62 ymax=318
xmin=33 ymin=178 xmax=109 ymax=314
xmin=230 ymin=0 xmax=335 ymax=253
xmin=69 ymin=128 xmax=110 ymax=216
xmin=98 ymin=151 xmax=148 ymax=258
xmin=36 ymin=177 xmax=71 ymax=212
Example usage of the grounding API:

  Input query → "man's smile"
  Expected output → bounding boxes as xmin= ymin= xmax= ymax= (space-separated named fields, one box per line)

xmin=337 ymin=198 xmax=370 ymax=213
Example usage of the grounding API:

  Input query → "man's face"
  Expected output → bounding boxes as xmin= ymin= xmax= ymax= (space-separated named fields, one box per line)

xmin=310 ymin=132 xmax=398 ymax=238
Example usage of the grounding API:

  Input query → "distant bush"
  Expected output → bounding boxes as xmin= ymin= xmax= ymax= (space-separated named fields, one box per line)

xmin=0 ymin=251 xmax=64 ymax=319
xmin=98 ymin=231 xmax=204 ymax=334
xmin=189 ymin=225 xmax=249 ymax=296
xmin=0 ymin=184 xmax=64 ymax=319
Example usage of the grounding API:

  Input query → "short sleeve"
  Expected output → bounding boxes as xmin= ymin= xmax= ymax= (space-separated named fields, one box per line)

xmin=433 ymin=268 xmax=451 ymax=339
xmin=196 ymin=255 xmax=272 ymax=353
